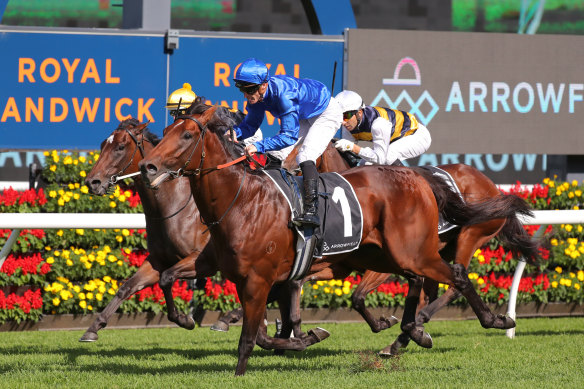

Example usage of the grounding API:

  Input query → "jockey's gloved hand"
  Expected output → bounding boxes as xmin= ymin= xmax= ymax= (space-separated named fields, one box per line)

xmin=335 ymin=139 xmax=354 ymax=152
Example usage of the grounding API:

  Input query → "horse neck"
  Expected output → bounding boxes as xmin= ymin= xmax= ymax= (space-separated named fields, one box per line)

xmin=321 ymin=145 xmax=350 ymax=173
xmin=187 ymin=134 xmax=250 ymax=228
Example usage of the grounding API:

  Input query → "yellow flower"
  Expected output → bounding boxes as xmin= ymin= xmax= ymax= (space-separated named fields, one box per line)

xmin=473 ymin=249 xmax=481 ymax=257
xmin=73 ymin=193 xmax=80 ymax=200
xmin=108 ymin=288 xmax=116 ymax=295
xmin=575 ymin=284 xmax=581 ymax=290
xmin=78 ymin=292 xmax=86 ymax=300
xmin=335 ymin=289 xmax=343 ymax=296
xmin=76 ymin=229 xmax=84 ymax=235
xmin=555 ymin=266 xmax=563 ymax=274
xmin=81 ymin=185 xmax=89 ymax=194
xmin=122 ymin=229 xmax=130 ymax=236
xmin=80 ymin=171 xmax=86 ymax=177
xmin=63 ymin=156 xmax=73 ymax=165
xmin=43 ymin=151 xmax=49 ymax=156
xmin=572 ymin=179 xmax=579 ymax=187
xmin=565 ymin=224 xmax=573 ymax=232
xmin=576 ymin=190 xmax=582 ymax=197
xmin=324 ymin=287 xmax=331 ymax=294
xmin=86 ymin=292 xmax=94 ymax=300
xmin=87 ymin=305 xmax=93 ymax=311
xmin=103 ymin=276 xmax=111 ymax=283
xmin=124 ymin=190 xmax=132 ymax=197
xmin=312 ymin=284 xmax=318 ymax=290
xmin=79 ymin=301 xmax=87 ymax=309
xmin=568 ymin=192 xmax=574 ymax=199
xmin=60 ymin=290 xmax=71 ymax=301
xmin=49 ymin=190 xmax=57 ymax=198
xmin=115 ymin=236 xmax=123 ymax=242
xmin=543 ymin=177 xmax=550 ymax=184
xmin=118 ymin=195 xmax=126 ymax=202
xmin=578 ymin=271 xmax=584 ymax=282
xmin=79 ymin=156 xmax=86 ymax=163
xmin=73 ymin=285 xmax=81 ymax=293
xmin=52 ymin=155 xmax=59 ymax=163
xmin=109 ymin=201 xmax=116 ymax=208
xmin=117 ymin=260 xmax=123 ymax=266
xmin=46 ymin=257 xmax=54 ymax=264
xmin=550 ymin=238 xmax=558 ymax=246
xmin=477 ymin=278 xmax=485 ymax=285
xmin=66 ymin=259 xmax=73 ymax=266
xmin=52 ymin=298 xmax=60 ymax=306
xmin=342 ymin=287 xmax=351 ymax=294
xmin=57 ymin=198 xmax=65 ymax=206
xmin=551 ymin=281 xmax=558 ymax=288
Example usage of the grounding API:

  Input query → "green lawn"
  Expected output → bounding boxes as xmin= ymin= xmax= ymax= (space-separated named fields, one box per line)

xmin=0 ymin=317 xmax=582 ymax=388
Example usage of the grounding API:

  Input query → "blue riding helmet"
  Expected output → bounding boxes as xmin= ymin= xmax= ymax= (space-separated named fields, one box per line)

xmin=234 ymin=58 xmax=269 ymax=86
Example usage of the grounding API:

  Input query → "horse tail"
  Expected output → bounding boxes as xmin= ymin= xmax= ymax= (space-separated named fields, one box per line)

xmin=413 ymin=167 xmax=541 ymax=264
xmin=496 ymin=214 xmax=541 ymax=264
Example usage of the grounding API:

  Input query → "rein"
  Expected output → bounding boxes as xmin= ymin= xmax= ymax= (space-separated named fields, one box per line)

xmin=166 ymin=115 xmax=252 ymax=232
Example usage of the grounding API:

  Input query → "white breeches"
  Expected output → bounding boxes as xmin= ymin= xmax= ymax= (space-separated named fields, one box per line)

xmin=296 ymin=96 xmax=343 ymax=164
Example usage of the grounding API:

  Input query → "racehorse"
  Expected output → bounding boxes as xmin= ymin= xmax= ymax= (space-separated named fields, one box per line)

xmin=81 ymin=118 xmax=326 ymax=350
xmin=139 ymin=104 xmax=534 ymax=375
xmin=282 ymin=141 xmax=540 ymax=356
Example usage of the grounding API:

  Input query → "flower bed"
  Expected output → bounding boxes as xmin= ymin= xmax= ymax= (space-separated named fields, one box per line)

xmin=0 ymin=150 xmax=583 ymax=324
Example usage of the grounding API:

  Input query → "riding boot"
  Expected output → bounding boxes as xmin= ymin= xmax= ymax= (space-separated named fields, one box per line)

xmin=294 ymin=161 xmax=320 ymax=227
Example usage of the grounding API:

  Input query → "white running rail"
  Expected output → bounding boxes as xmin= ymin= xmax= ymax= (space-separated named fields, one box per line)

xmin=1 ymin=210 xmax=584 ymax=339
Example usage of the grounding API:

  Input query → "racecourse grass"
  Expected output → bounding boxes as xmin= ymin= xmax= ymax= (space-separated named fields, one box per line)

xmin=0 ymin=317 xmax=582 ymax=388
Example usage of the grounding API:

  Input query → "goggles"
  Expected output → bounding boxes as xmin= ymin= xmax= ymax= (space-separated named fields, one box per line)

xmin=343 ymin=110 xmax=358 ymax=120
xmin=235 ymin=81 xmax=261 ymax=94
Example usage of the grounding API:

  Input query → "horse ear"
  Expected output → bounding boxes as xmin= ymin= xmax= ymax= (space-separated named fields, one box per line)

xmin=134 ymin=121 xmax=150 ymax=135
xmin=202 ymin=105 xmax=217 ymax=122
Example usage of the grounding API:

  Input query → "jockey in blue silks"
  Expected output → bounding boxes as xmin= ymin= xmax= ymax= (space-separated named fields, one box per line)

xmin=233 ymin=58 xmax=343 ymax=227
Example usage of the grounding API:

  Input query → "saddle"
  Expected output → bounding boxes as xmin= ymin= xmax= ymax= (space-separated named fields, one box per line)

xmin=264 ymin=169 xmax=363 ymax=280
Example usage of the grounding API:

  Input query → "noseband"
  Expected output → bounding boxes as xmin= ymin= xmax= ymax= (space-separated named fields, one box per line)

xmin=108 ymin=128 xmax=151 ymax=185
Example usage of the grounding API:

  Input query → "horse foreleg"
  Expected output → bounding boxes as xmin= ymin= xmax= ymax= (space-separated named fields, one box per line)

xmin=276 ymin=279 xmax=306 ymax=339
xmin=159 ymin=244 xmax=218 ymax=330
xmin=80 ymin=259 xmax=160 ymax=342
xmin=352 ymin=271 xmax=399 ymax=333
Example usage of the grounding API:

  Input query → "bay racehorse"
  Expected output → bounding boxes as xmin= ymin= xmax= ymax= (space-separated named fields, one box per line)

xmin=139 ymin=104 xmax=533 ymax=375
xmin=81 ymin=117 xmax=325 ymax=350
xmin=282 ymin=141 xmax=540 ymax=356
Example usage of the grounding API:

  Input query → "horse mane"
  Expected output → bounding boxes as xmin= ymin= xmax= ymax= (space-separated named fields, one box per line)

xmin=114 ymin=117 xmax=160 ymax=145
xmin=185 ymin=101 xmax=253 ymax=165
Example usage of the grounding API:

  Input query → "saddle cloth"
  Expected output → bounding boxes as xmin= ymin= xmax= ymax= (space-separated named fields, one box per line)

xmin=419 ymin=165 xmax=464 ymax=234
xmin=263 ymin=169 xmax=364 ymax=279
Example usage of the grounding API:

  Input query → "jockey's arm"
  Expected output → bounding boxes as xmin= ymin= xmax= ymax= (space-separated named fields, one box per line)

xmin=252 ymin=111 xmax=299 ymax=153
xmin=234 ymin=104 xmax=265 ymax=140
xmin=356 ymin=117 xmax=393 ymax=164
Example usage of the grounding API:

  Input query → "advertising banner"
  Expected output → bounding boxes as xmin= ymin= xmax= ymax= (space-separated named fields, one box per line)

xmin=0 ymin=29 xmax=167 ymax=150
xmin=345 ymin=29 xmax=584 ymax=155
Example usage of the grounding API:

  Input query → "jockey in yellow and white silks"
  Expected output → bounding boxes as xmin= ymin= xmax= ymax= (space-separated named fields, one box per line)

xmin=334 ymin=90 xmax=431 ymax=165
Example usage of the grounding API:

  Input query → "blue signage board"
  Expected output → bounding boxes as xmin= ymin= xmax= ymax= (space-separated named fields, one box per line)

xmin=0 ymin=30 xmax=167 ymax=150
xmin=0 ymin=29 xmax=344 ymax=150
xmin=167 ymin=34 xmax=344 ymax=137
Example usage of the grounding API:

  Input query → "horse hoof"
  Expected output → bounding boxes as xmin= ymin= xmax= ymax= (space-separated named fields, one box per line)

xmin=183 ymin=316 xmax=196 ymax=330
xmin=378 ymin=344 xmax=399 ymax=358
xmin=381 ymin=315 xmax=399 ymax=328
xmin=494 ymin=314 xmax=516 ymax=329
xmin=409 ymin=327 xmax=433 ymax=349
xmin=79 ymin=332 xmax=98 ymax=342
xmin=210 ymin=321 xmax=229 ymax=332
xmin=307 ymin=327 xmax=330 ymax=343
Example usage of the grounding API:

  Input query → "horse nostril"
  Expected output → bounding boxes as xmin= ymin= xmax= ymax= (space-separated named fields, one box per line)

xmin=146 ymin=163 xmax=158 ymax=175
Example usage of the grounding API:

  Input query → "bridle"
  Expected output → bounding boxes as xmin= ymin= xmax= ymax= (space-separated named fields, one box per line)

xmin=108 ymin=128 xmax=152 ymax=186
xmin=160 ymin=114 xmax=254 ymax=231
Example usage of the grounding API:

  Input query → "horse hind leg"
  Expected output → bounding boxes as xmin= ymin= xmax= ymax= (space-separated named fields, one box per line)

xmin=451 ymin=263 xmax=515 ymax=329
xmin=397 ymin=276 xmax=434 ymax=349
xmin=79 ymin=260 xmax=160 ymax=342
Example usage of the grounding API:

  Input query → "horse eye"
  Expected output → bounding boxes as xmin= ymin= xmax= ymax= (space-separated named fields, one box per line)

xmin=117 ymin=144 xmax=125 ymax=151
xmin=183 ymin=131 xmax=193 ymax=140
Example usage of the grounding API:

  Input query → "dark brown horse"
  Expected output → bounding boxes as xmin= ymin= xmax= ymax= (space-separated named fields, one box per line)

xmin=283 ymin=142 xmax=540 ymax=356
xmin=82 ymin=118 xmax=326 ymax=350
xmin=81 ymin=118 xmax=209 ymax=341
xmin=139 ymin=105 xmax=533 ymax=375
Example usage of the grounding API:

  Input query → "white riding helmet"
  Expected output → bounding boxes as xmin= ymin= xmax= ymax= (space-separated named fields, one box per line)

xmin=166 ymin=83 xmax=197 ymax=111
xmin=335 ymin=90 xmax=365 ymax=113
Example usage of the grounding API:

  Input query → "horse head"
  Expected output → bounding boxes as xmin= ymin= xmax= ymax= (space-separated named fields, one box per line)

xmin=86 ymin=118 xmax=153 ymax=195
xmin=139 ymin=104 xmax=222 ymax=189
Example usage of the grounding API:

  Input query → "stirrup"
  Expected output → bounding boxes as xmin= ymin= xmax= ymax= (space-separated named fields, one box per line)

xmin=293 ymin=213 xmax=320 ymax=227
